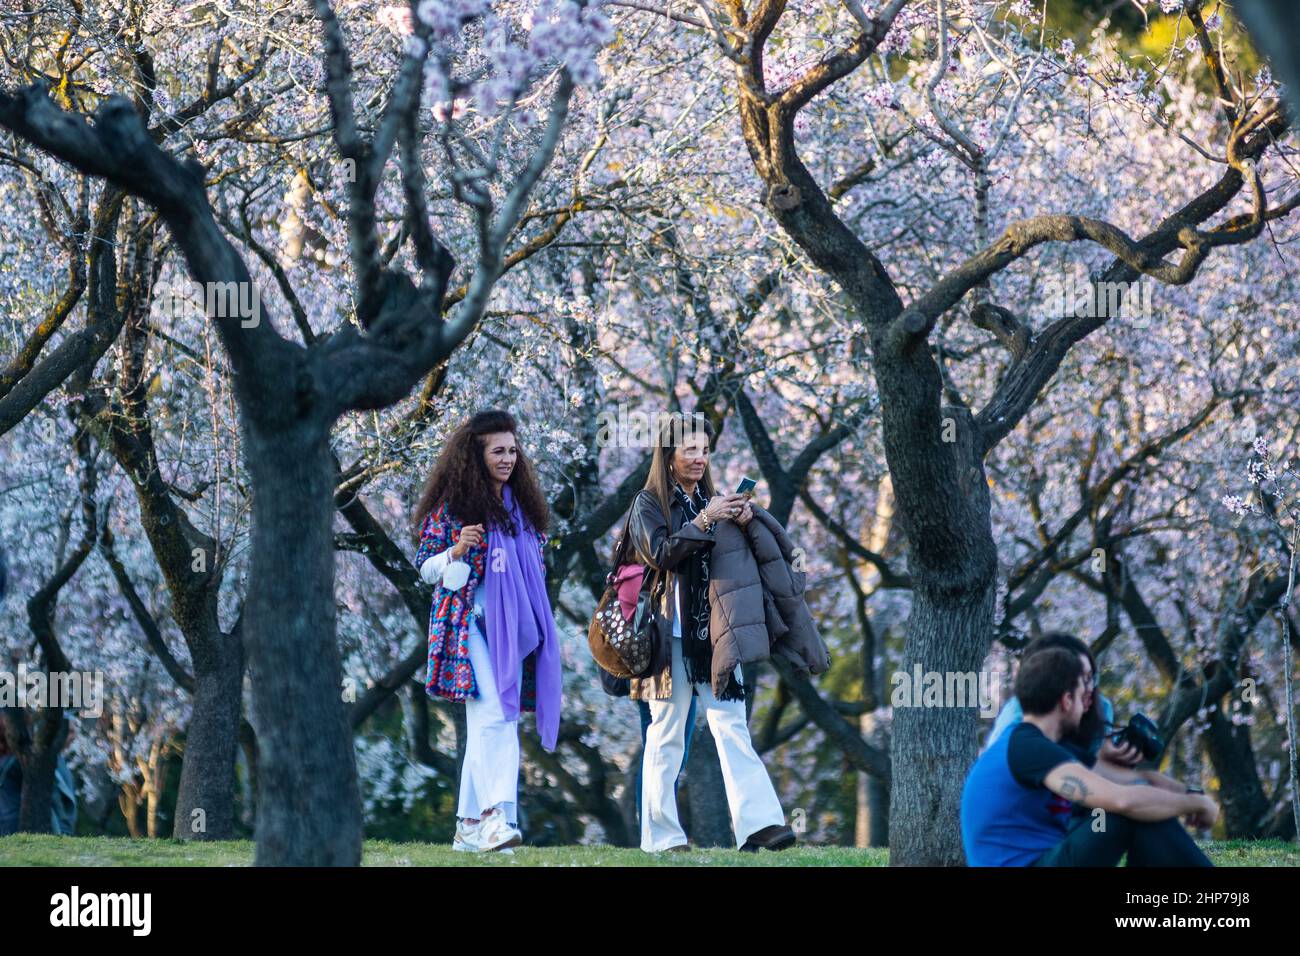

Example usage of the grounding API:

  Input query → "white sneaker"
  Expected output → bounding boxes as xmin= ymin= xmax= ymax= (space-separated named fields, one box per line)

xmin=453 ymin=818 xmax=485 ymax=852
xmin=477 ymin=810 xmax=522 ymax=852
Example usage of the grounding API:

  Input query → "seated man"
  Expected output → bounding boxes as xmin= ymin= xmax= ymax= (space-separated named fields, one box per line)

xmin=961 ymin=647 xmax=1215 ymax=867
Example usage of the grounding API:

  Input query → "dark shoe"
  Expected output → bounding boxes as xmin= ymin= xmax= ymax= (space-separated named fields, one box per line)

xmin=740 ymin=824 xmax=797 ymax=853
xmin=666 ymin=843 xmax=692 ymax=853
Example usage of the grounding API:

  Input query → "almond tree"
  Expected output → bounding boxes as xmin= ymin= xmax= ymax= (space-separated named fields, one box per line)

xmin=0 ymin=0 xmax=611 ymax=863
xmin=612 ymin=0 xmax=1298 ymax=862
xmin=0 ymin=429 xmax=97 ymax=832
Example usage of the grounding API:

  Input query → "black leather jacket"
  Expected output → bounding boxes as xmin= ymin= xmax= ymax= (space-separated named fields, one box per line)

xmin=626 ymin=487 xmax=715 ymax=701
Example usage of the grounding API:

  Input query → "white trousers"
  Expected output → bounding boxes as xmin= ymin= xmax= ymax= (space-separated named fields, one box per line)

xmin=458 ymin=616 xmax=522 ymax=825
xmin=641 ymin=637 xmax=786 ymax=851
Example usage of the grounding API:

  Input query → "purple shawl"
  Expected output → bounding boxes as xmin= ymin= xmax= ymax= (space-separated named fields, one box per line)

xmin=482 ymin=484 xmax=562 ymax=751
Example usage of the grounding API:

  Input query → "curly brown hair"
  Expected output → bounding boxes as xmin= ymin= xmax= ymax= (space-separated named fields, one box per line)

xmin=411 ymin=409 xmax=550 ymax=541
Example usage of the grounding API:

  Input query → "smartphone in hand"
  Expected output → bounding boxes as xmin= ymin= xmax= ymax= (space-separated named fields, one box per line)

xmin=735 ymin=476 xmax=756 ymax=498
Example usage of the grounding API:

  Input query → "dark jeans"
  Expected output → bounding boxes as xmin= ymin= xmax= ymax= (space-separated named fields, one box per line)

xmin=634 ymin=696 xmax=696 ymax=824
xmin=1033 ymin=812 xmax=1213 ymax=867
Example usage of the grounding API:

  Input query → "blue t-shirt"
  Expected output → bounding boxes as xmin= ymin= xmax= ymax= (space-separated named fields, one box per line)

xmin=961 ymin=723 xmax=1080 ymax=866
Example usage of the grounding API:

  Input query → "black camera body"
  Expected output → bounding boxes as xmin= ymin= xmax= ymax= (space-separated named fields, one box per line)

xmin=1110 ymin=713 xmax=1164 ymax=762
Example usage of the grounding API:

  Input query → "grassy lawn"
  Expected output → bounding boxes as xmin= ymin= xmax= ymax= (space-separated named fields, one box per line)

xmin=2 ymin=834 xmax=1296 ymax=866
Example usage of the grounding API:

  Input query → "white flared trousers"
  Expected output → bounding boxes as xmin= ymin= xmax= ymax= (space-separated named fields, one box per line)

xmin=641 ymin=637 xmax=786 ymax=851
xmin=458 ymin=616 xmax=522 ymax=825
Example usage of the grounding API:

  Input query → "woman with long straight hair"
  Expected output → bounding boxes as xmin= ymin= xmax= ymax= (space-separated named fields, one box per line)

xmin=626 ymin=411 xmax=796 ymax=853
xmin=411 ymin=409 xmax=562 ymax=852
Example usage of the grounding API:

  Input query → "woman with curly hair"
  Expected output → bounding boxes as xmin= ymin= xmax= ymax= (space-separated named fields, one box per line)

xmin=411 ymin=409 xmax=561 ymax=852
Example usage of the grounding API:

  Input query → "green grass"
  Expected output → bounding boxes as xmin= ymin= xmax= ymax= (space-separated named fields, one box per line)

xmin=2 ymin=834 xmax=1296 ymax=866
xmin=0 ymin=834 xmax=885 ymax=866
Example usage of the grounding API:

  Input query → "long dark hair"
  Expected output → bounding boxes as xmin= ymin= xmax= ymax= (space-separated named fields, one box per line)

xmin=411 ymin=409 xmax=549 ymax=540
xmin=1020 ymin=632 xmax=1104 ymax=747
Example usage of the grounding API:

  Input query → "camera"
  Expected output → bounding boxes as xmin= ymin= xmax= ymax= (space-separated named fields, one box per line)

xmin=1110 ymin=713 xmax=1163 ymax=762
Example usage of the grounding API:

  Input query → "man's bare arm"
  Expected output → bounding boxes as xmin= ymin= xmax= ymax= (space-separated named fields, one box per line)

xmin=1091 ymin=760 xmax=1145 ymax=786
xmin=1093 ymin=758 xmax=1190 ymax=793
xmin=1044 ymin=762 xmax=1217 ymax=824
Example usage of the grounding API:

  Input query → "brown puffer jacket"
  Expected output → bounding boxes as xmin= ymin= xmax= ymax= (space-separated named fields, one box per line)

xmin=706 ymin=506 xmax=830 ymax=697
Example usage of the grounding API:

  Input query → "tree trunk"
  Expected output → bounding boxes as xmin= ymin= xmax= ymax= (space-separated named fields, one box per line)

xmin=238 ymin=718 xmax=259 ymax=830
xmin=173 ymin=640 xmax=244 ymax=840
xmin=17 ymin=749 xmax=58 ymax=834
xmin=10 ymin=707 xmax=65 ymax=834
xmin=872 ymin=356 xmax=998 ymax=865
xmin=855 ymin=711 xmax=889 ymax=847
xmin=146 ymin=740 xmax=167 ymax=839
xmin=1202 ymin=709 xmax=1272 ymax=838
xmin=1231 ymin=3 xmax=1300 ymax=124
xmin=684 ymin=717 xmax=732 ymax=848
xmin=621 ymin=740 xmax=642 ymax=845
xmin=119 ymin=786 xmax=142 ymax=838
xmin=861 ymin=773 xmax=890 ymax=847
xmin=888 ymin=581 xmax=995 ymax=865
xmin=244 ymin=425 xmax=362 ymax=865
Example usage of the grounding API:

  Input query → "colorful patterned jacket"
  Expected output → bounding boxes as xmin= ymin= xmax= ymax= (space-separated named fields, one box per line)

xmin=415 ymin=501 xmax=546 ymax=708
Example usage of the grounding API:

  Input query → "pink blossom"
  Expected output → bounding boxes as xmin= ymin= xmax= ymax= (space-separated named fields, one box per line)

xmin=1221 ymin=494 xmax=1249 ymax=516
xmin=432 ymin=98 xmax=469 ymax=122
xmin=865 ymin=83 xmax=897 ymax=110
xmin=377 ymin=4 xmax=414 ymax=35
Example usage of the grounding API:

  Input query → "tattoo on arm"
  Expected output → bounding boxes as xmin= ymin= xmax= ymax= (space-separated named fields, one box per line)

xmin=1058 ymin=775 xmax=1089 ymax=801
